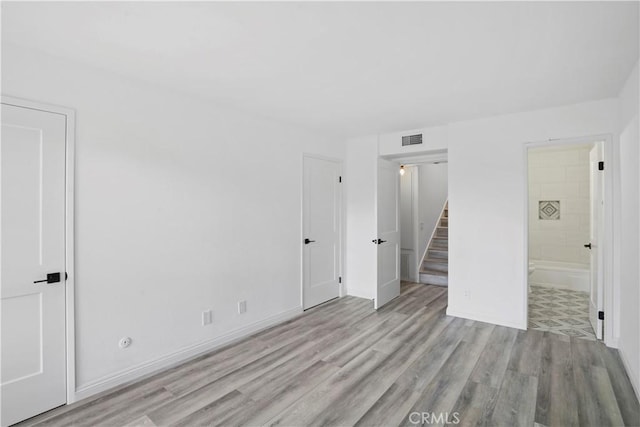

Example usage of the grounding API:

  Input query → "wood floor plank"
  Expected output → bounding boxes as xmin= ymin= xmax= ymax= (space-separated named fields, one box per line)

xmin=398 ymin=323 xmax=495 ymax=426
xmin=264 ymin=348 xmax=390 ymax=426
xmin=489 ymin=369 xmax=538 ymax=427
xmin=269 ymin=310 xmax=456 ymax=426
xmin=354 ymin=318 xmax=469 ymax=426
xmin=469 ymin=326 xmax=519 ymax=388
xmin=535 ymin=333 xmax=579 ymax=427
xmin=17 ymin=283 xmax=639 ymax=427
xmin=508 ymin=329 xmax=544 ymax=376
xmin=149 ymin=323 xmax=358 ymax=424
xmin=572 ymin=337 xmax=625 ymax=426
xmin=450 ymin=380 xmax=499 ymax=427
xmin=37 ymin=387 xmax=174 ymax=427
xmin=234 ymin=360 xmax=340 ymax=425
xmin=574 ymin=364 xmax=625 ymax=426
xmin=599 ymin=346 xmax=640 ymax=426
xmin=322 ymin=312 xmax=407 ymax=367
xmin=171 ymin=390 xmax=251 ymax=427
xmin=122 ymin=415 xmax=157 ymax=427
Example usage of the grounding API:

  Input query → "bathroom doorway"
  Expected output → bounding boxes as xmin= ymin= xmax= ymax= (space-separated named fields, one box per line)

xmin=526 ymin=139 xmax=609 ymax=341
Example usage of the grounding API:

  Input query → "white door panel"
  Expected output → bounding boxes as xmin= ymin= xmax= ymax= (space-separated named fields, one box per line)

xmin=303 ymin=156 xmax=340 ymax=309
xmin=588 ymin=144 xmax=604 ymax=340
xmin=1 ymin=104 xmax=67 ymax=426
xmin=375 ymin=159 xmax=400 ymax=309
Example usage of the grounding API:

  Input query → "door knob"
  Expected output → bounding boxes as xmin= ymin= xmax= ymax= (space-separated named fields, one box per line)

xmin=584 ymin=243 xmax=592 ymax=249
xmin=34 ymin=272 xmax=61 ymax=284
xmin=304 ymin=238 xmax=316 ymax=244
xmin=372 ymin=239 xmax=387 ymax=244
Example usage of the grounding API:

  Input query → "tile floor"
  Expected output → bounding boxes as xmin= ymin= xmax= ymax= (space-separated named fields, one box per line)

xmin=528 ymin=285 xmax=596 ymax=340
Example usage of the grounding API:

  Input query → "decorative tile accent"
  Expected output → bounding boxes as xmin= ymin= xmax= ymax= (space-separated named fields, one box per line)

xmin=528 ymin=285 xmax=595 ymax=340
xmin=539 ymin=200 xmax=560 ymax=220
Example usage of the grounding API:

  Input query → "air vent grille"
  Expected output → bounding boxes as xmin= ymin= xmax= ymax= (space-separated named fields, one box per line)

xmin=401 ymin=134 xmax=423 ymax=146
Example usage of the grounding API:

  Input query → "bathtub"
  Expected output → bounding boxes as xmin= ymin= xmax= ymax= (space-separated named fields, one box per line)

xmin=528 ymin=260 xmax=590 ymax=293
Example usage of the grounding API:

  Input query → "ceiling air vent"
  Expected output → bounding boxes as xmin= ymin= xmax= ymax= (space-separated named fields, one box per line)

xmin=402 ymin=133 xmax=423 ymax=146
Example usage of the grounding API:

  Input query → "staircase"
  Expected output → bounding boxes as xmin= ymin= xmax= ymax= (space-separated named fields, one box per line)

xmin=419 ymin=202 xmax=448 ymax=286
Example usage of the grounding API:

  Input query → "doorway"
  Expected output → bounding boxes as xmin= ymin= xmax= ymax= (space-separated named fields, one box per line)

xmin=1 ymin=97 xmax=75 ymax=426
xmin=526 ymin=139 xmax=608 ymax=341
xmin=375 ymin=150 xmax=448 ymax=310
xmin=399 ymin=162 xmax=448 ymax=286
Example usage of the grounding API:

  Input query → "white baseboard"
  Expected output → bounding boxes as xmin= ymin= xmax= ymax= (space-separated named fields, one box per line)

xmin=617 ymin=341 xmax=640 ymax=402
xmin=446 ymin=307 xmax=526 ymax=330
xmin=346 ymin=288 xmax=374 ymax=300
xmin=72 ymin=306 xmax=303 ymax=402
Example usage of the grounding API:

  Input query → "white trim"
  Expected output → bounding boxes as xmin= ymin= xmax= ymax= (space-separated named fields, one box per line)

xmin=300 ymin=153 xmax=344 ymax=309
xmin=419 ymin=199 xmax=448 ymax=276
xmin=1 ymin=96 xmax=77 ymax=404
xmin=346 ymin=288 xmax=375 ymax=300
xmin=74 ymin=306 xmax=302 ymax=402
xmin=523 ymin=134 xmax=616 ymax=346
xmin=412 ymin=168 xmax=420 ymax=282
xmin=381 ymin=149 xmax=448 ymax=165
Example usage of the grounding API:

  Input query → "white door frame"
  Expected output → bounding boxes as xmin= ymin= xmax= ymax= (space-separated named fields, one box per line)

xmin=2 ymin=96 xmax=77 ymax=404
xmin=300 ymin=153 xmax=344 ymax=309
xmin=523 ymin=134 xmax=614 ymax=346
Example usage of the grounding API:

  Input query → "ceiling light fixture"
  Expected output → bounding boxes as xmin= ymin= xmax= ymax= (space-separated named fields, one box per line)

xmin=399 ymin=165 xmax=405 ymax=176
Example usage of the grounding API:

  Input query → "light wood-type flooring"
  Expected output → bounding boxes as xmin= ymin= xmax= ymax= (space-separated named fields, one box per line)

xmin=18 ymin=282 xmax=640 ymax=427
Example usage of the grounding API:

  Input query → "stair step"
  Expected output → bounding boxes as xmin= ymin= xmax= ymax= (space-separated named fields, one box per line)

xmin=431 ymin=240 xmax=448 ymax=249
xmin=440 ymin=218 xmax=449 ymax=226
xmin=428 ymin=248 xmax=448 ymax=260
xmin=419 ymin=270 xmax=448 ymax=286
xmin=423 ymin=259 xmax=448 ymax=272
xmin=435 ymin=227 xmax=448 ymax=238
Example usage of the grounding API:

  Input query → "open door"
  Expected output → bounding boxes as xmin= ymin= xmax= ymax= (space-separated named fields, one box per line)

xmin=375 ymin=159 xmax=400 ymax=309
xmin=588 ymin=143 xmax=604 ymax=339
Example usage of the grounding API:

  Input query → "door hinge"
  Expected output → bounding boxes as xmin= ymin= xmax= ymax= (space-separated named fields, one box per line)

xmin=598 ymin=161 xmax=604 ymax=171
xmin=338 ymin=276 xmax=342 ymax=284
xmin=65 ymin=272 xmax=68 ymax=281
xmin=339 ymin=176 xmax=342 ymax=183
xmin=598 ymin=311 xmax=604 ymax=320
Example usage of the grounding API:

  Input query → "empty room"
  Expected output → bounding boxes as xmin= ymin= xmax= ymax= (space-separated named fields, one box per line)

xmin=1 ymin=2 xmax=639 ymax=426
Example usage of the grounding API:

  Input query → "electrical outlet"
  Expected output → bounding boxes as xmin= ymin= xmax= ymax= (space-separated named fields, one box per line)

xmin=238 ymin=300 xmax=247 ymax=314
xmin=202 ymin=310 xmax=213 ymax=326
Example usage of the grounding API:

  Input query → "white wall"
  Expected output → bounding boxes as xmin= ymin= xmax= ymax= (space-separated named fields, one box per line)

xmin=349 ymin=99 xmax=620 ymax=333
xmin=617 ymin=61 xmax=640 ymax=397
xmin=528 ymin=145 xmax=591 ymax=266
xmin=417 ymin=163 xmax=448 ymax=262
xmin=447 ymin=99 xmax=618 ymax=330
xmin=1 ymin=44 xmax=345 ymax=398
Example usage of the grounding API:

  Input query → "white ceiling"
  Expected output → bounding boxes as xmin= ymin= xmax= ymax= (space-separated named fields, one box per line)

xmin=2 ymin=2 xmax=638 ymax=138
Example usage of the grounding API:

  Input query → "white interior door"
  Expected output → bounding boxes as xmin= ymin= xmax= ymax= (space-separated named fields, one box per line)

xmin=1 ymin=103 xmax=67 ymax=426
xmin=375 ymin=159 xmax=400 ymax=309
xmin=588 ymin=143 xmax=604 ymax=340
xmin=303 ymin=156 xmax=341 ymax=309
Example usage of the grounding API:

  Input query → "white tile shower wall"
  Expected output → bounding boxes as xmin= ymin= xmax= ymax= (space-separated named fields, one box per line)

xmin=528 ymin=145 xmax=591 ymax=266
